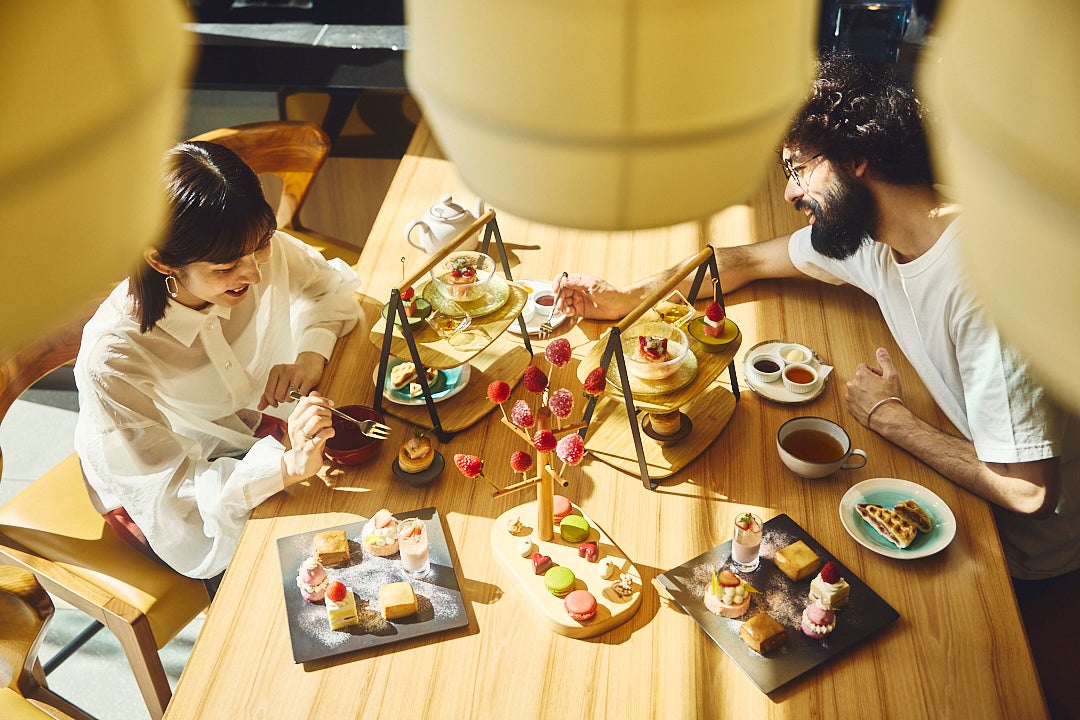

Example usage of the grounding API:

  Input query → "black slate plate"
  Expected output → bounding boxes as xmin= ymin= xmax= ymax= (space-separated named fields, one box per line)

xmin=276 ymin=507 xmax=468 ymax=663
xmin=656 ymin=513 xmax=899 ymax=694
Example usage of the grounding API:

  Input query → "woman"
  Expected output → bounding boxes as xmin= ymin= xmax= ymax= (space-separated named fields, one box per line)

xmin=74 ymin=141 xmax=362 ymax=589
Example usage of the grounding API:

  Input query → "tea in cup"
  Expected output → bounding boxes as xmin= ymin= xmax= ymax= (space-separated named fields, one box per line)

xmin=777 ymin=417 xmax=867 ymax=479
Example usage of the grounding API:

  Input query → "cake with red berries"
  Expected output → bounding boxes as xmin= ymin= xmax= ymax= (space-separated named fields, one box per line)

xmin=808 ymin=561 xmax=850 ymax=609
xmin=703 ymin=569 xmax=754 ymax=618
xmin=446 ymin=255 xmax=479 ymax=299
xmin=400 ymin=286 xmax=417 ymax=316
xmin=325 ymin=581 xmax=359 ymax=630
xmin=703 ymin=301 xmax=726 ymax=338
xmin=361 ymin=509 xmax=400 ymax=557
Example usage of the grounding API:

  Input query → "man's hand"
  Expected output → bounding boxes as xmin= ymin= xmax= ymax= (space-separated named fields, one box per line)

xmin=846 ymin=347 xmax=905 ymax=427
xmin=259 ymin=351 xmax=327 ymax=410
xmin=553 ymin=273 xmax=636 ymax=320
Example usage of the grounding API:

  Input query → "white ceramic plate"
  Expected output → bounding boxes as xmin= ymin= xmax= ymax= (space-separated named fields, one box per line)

xmin=506 ymin=278 xmax=567 ymax=335
xmin=742 ymin=338 xmax=829 ymax=404
xmin=374 ymin=359 xmax=471 ymax=406
xmin=839 ymin=477 xmax=957 ymax=560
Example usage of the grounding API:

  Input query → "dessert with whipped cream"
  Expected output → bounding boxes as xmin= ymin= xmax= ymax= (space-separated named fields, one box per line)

xmin=295 ymin=557 xmax=329 ymax=603
xmin=808 ymin=561 xmax=850 ymax=609
xmin=362 ymin=508 xmax=400 ymax=557
xmin=325 ymin=581 xmax=359 ymax=630
xmin=703 ymin=301 xmax=726 ymax=338
xmin=801 ymin=598 xmax=837 ymax=639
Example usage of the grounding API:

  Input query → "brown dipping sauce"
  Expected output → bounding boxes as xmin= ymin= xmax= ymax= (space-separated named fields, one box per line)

xmin=753 ymin=358 xmax=780 ymax=374
xmin=784 ymin=366 xmax=816 ymax=385
xmin=781 ymin=428 xmax=844 ymax=463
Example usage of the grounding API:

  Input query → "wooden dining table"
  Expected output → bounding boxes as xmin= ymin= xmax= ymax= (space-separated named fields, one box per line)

xmin=164 ymin=120 xmax=1047 ymax=719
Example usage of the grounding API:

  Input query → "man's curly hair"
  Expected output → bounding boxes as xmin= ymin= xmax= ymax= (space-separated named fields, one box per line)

xmin=784 ymin=52 xmax=935 ymax=186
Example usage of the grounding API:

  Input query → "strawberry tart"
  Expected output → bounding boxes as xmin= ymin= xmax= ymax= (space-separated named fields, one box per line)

xmin=361 ymin=508 xmax=400 ymax=557
xmin=703 ymin=569 xmax=754 ymax=618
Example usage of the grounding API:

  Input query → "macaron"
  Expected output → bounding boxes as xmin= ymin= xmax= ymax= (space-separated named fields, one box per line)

xmin=543 ymin=566 xmax=576 ymax=597
xmin=559 ymin=515 xmax=590 ymax=543
xmin=800 ymin=599 xmax=836 ymax=638
xmin=552 ymin=495 xmax=573 ymax=523
xmin=564 ymin=589 xmax=598 ymax=622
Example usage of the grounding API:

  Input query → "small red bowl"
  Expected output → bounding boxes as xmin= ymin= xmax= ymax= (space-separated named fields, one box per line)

xmin=323 ymin=405 xmax=384 ymax=466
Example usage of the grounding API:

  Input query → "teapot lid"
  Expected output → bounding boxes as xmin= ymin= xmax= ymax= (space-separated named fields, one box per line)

xmin=430 ymin=194 xmax=467 ymax=221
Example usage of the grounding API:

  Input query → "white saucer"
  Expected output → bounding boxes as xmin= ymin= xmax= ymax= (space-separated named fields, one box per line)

xmin=742 ymin=338 xmax=831 ymax=404
xmin=507 ymin=278 xmax=568 ymax=336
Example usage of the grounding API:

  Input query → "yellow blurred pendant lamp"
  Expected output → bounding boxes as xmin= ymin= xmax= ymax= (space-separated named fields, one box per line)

xmin=404 ymin=1 xmax=819 ymax=230
xmin=920 ymin=0 xmax=1080 ymax=411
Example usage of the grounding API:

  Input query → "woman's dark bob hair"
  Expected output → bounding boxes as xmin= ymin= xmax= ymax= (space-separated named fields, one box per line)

xmin=131 ymin=141 xmax=276 ymax=333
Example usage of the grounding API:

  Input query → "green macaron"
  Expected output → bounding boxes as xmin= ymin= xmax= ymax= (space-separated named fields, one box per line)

xmin=559 ymin=515 xmax=590 ymax=543
xmin=543 ymin=566 xmax=576 ymax=597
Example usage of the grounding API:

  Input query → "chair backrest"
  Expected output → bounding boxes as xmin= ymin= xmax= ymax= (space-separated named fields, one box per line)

xmin=189 ymin=120 xmax=332 ymax=233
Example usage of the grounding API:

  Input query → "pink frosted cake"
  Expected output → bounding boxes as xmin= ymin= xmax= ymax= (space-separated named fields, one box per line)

xmin=801 ymin=599 xmax=836 ymax=639
xmin=295 ymin=557 xmax=329 ymax=602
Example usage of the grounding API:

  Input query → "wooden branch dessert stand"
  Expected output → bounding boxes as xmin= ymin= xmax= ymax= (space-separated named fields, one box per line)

xmin=486 ymin=406 xmax=643 ymax=638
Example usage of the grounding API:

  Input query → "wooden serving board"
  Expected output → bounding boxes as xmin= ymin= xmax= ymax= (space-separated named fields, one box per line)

xmin=490 ymin=501 xmax=643 ymax=639
xmin=369 ymin=284 xmax=528 ymax=370
xmin=584 ymin=378 xmax=737 ymax=479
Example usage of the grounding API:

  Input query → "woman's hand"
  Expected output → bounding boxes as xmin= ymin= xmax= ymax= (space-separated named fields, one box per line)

xmin=280 ymin=391 xmax=334 ymax=485
xmin=845 ymin=347 xmax=906 ymax=427
xmin=259 ymin=351 xmax=327 ymax=410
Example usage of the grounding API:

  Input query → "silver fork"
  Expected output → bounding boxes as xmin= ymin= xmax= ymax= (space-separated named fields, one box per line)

xmin=288 ymin=390 xmax=391 ymax=440
xmin=539 ymin=272 xmax=568 ymax=339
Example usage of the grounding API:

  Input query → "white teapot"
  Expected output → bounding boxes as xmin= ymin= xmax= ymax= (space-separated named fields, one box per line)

xmin=404 ymin=194 xmax=485 ymax=254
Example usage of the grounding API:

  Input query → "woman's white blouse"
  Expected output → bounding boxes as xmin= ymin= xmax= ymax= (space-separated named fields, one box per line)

xmin=74 ymin=232 xmax=362 ymax=578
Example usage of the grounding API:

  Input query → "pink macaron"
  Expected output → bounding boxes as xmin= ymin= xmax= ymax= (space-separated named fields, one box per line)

xmin=800 ymin=599 xmax=836 ymax=638
xmin=553 ymin=495 xmax=573 ymax=523
xmin=564 ymin=590 xmax=598 ymax=622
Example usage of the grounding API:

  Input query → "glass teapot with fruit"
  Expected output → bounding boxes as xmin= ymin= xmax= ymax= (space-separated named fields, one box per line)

xmin=404 ymin=194 xmax=486 ymax=254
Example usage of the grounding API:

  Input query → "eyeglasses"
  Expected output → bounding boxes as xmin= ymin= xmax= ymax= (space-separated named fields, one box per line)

xmin=781 ymin=153 xmax=823 ymax=189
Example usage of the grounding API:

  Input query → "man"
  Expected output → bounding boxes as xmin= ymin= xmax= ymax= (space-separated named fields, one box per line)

xmin=555 ymin=53 xmax=1078 ymax=584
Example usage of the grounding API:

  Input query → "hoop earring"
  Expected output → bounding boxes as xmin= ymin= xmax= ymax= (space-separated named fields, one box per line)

xmin=165 ymin=274 xmax=179 ymax=298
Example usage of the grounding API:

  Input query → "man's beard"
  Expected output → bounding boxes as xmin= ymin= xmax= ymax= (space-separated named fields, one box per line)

xmin=801 ymin=172 xmax=877 ymax=260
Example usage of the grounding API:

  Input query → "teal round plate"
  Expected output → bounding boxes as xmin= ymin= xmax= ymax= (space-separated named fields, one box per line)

xmin=839 ymin=477 xmax=957 ymax=559
xmin=375 ymin=360 xmax=471 ymax=406
xmin=381 ymin=298 xmax=432 ymax=326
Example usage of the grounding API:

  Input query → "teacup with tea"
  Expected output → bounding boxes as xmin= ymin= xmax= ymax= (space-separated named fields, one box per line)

xmin=777 ymin=416 xmax=867 ymax=479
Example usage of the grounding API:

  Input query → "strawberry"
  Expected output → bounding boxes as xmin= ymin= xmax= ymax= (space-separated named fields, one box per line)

xmin=820 ymin=561 xmax=841 ymax=584
xmin=486 ymin=380 xmax=511 ymax=404
xmin=462 ymin=266 xmax=476 ymax=278
xmin=510 ymin=400 xmax=535 ymax=428
xmin=705 ymin=300 xmax=725 ymax=323
xmin=532 ymin=429 xmax=557 ymax=452
xmin=547 ymin=388 xmax=574 ymax=419
xmin=406 ymin=525 xmax=423 ymax=537
xmin=523 ymin=365 xmax=548 ymax=394
xmin=638 ymin=335 xmax=668 ymax=360
xmin=454 ymin=453 xmax=484 ymax=479
xmin=582 ymin=367 xmax=607 ymax=397
xmin=450 ymin=269 xmax=463 ymax=280
xmin=543 ymin=338 xmax=572 ymax=368
xmin=509 ymin=450 xmax=533 ymax=473
xmin=400 ymin=286 xmax=415 ymax=302
xmin=326 ymin=581 xmax=347 ymax=603
xmin=735 ymin=512 xmax=754 ymax=531
xmin=556 ymin=433 xmax=584 ymax=466
xmin=718 ymin=570 xmax=741 ymax=587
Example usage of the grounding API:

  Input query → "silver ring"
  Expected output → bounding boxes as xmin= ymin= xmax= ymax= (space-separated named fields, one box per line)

xmin=288 ymin=385 xmax=300 ymax=392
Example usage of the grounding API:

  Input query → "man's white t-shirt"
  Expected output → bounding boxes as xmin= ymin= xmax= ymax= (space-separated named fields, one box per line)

xmin=788 ymin=220 xmax=1079 ymax=579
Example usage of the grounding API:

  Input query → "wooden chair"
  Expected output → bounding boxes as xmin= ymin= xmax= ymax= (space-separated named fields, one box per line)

xmin=0 ymin=300 xmax=210 ymax=720
xmin=0 ymin=566 xmax=91 ymax=720
xmin=190 ymin=120 xmax=362 ymax=265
